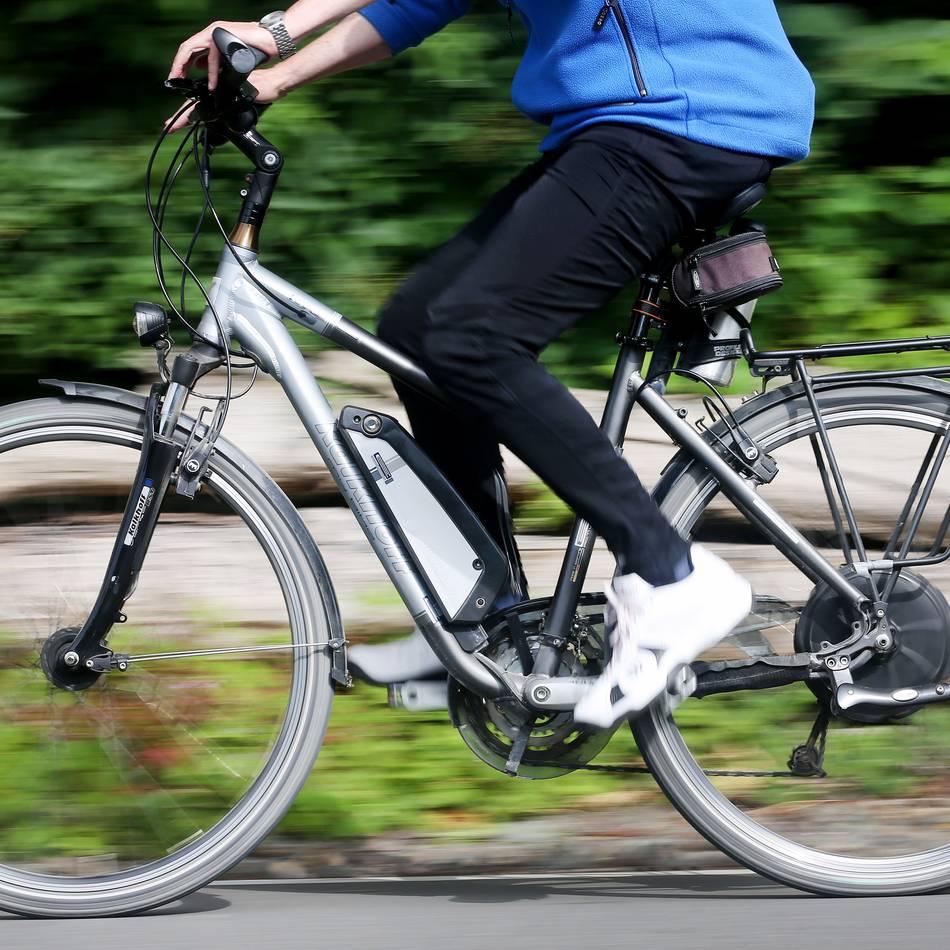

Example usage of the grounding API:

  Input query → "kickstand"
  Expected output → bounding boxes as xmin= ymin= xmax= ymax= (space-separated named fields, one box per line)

xmin=787 ymin=703 xmax=831 ymax=778
xmin=505 ymin=716 xmax=535 ymax=776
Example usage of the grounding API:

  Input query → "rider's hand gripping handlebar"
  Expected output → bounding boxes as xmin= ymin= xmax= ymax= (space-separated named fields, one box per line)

xmin=165 ymin=28 xmax=269 ymax=133
xmin=210 ymin=27 xmax=269 ymax=100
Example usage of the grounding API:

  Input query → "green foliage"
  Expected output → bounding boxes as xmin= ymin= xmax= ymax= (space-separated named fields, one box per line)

xmin=1 ymin=2 xmax=948 ymax=396
xmin=512 ymin=481 xmax=575 ymax=535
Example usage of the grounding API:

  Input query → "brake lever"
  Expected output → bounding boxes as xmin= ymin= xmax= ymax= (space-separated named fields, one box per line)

xmin=164 ymin=77 xmax=208 ymax=98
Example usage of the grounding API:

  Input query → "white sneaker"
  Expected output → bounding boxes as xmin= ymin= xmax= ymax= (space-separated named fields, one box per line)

xmin=573 ymin=544 xmax=752 ymax=729
xmin=348 ymin=627 xmax=444 ymax=685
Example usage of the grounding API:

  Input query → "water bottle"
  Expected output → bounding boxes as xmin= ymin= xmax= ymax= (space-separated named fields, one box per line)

xmin=678 ymin=299 xmax=757 ymax=388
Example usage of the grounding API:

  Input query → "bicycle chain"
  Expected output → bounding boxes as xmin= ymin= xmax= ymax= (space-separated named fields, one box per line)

xmin=565 ymin=702 xmax=831 ymax=779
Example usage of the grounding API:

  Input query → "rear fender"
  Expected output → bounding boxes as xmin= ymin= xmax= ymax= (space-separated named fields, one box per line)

xmin=651 ymin=373 xmax=950 ymax=508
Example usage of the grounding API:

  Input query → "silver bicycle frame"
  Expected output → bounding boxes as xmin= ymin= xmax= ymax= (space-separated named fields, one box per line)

xmin=179 ymin=244 xmax=871 ymax=703
xmin=189 ymin=246 xmax=505 ymax=698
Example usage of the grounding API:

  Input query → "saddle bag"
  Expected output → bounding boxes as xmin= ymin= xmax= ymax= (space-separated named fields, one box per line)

xmin=670 ymin=230 xmax=782 ymax=314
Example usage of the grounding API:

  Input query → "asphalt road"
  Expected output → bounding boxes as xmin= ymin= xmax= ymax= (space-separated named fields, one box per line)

xmin=4 ymin=872 xmax=949 ymax=949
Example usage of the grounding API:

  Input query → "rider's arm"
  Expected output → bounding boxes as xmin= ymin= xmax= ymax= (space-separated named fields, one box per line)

xmin=356 ymin=0 xmax=472 ymax=55
xmin=169 ymin=0 xmax=376 ymax=90
xmin=167 ymin=0 xmax=471 ymax=131
xmin=262 ymin=12 xmax=391 ymax=97
xmin=267 ymin=0 xmax=472 ymax=97
xmin=167 ymin=5 xmax=389 ymax=131
xmin=169 ymin=0 xmax=470 ymax=90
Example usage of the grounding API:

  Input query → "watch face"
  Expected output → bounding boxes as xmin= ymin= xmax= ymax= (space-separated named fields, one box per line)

xmin=261 ymin=11 xmax=286 ymax=28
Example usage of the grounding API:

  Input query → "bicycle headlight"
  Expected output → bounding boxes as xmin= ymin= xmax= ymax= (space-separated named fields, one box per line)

xmin=132 ymin=301 xmax=170 ymax=347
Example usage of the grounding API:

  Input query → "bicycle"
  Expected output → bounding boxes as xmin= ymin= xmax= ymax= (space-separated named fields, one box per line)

xmin=4 ymin=29 xmax=950 ymax=915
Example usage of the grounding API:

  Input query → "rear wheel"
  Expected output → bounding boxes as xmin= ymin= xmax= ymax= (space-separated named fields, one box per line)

xmin=0 ymin=397 xmax=338 ymax=917
xmin=633 ymin=380 xmax=950 ymax=895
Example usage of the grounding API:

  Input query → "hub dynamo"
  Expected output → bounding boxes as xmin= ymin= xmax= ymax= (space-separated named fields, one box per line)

xmin=40 ymin=627 xmax=102 ymax=692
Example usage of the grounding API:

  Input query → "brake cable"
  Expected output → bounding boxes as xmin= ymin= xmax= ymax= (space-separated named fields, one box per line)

xmin=190 ymin=122 xmax=310 ymax=325
xmin=573 ymin=762 xmax=818 ymax=778
xmin=146 ymin=98 xmax=264 ymax=434
xmin=145 ymin=99 xmax=236 ymax=432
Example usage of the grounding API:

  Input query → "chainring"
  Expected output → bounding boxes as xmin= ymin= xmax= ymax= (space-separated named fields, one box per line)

xmin=449 ymin=593 xmax=614 ymax=779
xmin=795 ymin=568 xmax=950 ymax=723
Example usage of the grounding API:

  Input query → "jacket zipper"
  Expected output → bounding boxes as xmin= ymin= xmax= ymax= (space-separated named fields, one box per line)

xmin=593 ymin=0 xmax=648 ymax=97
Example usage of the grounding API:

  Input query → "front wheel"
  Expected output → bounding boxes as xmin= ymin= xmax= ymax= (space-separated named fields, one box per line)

xmin=634 ymin=379 xmax=950 ymax=895
xmin=0 ymin=397 xmax=339 ymax=917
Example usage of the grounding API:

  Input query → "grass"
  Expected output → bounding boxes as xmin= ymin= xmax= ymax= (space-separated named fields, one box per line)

xmin=280 ymin=683 xmax=654 ymax=841
xmin=2 ymin=626 xmax=950 ymax=861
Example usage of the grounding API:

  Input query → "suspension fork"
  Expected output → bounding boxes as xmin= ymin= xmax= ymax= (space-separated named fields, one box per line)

xmin=66 ymin=347 xmax=221 ymax=666
xmin=531 ymin=277 xmax=671 ymax=676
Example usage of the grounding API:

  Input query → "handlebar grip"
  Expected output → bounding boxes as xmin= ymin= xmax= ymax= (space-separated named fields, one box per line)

xmin=212 ymin=26 xmax=269 ymax=80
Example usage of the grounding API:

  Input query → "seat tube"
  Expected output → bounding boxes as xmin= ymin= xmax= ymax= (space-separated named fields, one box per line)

xmin=530 ymin=277 xmax=662 ymax=676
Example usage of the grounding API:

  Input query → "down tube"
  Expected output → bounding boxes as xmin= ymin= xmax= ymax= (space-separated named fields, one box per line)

xmin=211 ymin=263 xmax=505 ymax=698
xmin=628 ymin=371 xmax=869 ymax=612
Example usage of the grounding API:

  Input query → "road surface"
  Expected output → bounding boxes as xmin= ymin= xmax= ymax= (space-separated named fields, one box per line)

xmin=3 ymin=872 xmax=948 ymax=949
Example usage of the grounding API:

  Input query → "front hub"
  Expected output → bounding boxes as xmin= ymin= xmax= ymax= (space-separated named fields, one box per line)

xmin=795 ymin=569 xmax=950 ymax=723
xmin=40 ymin=628 xmax=103 ymax=692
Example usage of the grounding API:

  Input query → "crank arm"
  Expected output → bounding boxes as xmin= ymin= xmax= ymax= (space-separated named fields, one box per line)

xmin=522 ymin=673 xmax=595 ymax=710
xmin=68 ymin=383 xmax=179 ymax=661
xmin=835 ymin=680 xmax=950 ymax=713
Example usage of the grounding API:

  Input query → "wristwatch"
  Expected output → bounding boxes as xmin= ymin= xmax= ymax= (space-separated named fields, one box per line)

xmin=260 ymin=10 xmax=297 ymax=60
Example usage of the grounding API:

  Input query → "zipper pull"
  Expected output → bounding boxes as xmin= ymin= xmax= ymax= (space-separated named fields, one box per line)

xmin=593 ymin=1 xmax=611 ymax=31
xmin=690 ymin=263 xmax=703 ymax=292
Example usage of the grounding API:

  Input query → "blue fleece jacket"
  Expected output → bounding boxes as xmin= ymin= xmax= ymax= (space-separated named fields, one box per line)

xmin=358 ymin=0 xmax=815 ymax=161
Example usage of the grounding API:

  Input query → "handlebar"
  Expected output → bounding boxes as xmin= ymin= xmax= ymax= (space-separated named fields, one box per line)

xmin=165 ymin=28 xmax=269 ymax=133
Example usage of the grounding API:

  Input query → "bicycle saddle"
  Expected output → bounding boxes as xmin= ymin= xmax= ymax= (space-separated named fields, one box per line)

xmin=704 ymin=182 xmax=768 ymax=231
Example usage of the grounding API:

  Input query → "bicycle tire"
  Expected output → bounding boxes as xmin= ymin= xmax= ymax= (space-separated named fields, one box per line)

xmin=634 ymin=378 xmax=950 ymax=896
xmin=0 ymin=396 xmax=340 ymax=917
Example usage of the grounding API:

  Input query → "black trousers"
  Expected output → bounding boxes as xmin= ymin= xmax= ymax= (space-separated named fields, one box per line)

xmin=377 ymin=124 xmax=772 ymax=593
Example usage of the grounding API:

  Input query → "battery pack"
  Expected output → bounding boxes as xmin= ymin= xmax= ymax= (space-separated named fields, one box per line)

xmin=338 ymin=406 xmax=509 ymax=624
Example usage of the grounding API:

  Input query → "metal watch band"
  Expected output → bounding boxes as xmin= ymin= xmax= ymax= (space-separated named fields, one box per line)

xmin=260 ymin=11 xmax=297 ymax=61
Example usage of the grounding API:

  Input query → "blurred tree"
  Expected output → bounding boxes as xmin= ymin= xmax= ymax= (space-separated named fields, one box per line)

xmin=0 ymin=1 xmax=948 ymax=396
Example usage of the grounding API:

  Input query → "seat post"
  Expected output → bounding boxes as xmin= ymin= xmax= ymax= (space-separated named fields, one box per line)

xmin=629 ymin=272 xmax=665 ymax=339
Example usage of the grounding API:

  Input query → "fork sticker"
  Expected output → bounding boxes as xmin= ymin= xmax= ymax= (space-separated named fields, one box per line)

xmin=124 ymin=478 xmax=155 ymax=547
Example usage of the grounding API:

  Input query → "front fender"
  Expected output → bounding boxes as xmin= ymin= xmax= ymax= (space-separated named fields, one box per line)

xmin=40 ymin=378 xmax=148 ymax=413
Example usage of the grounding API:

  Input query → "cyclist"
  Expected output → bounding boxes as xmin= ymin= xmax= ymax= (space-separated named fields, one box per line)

xmin=169 ymin=1 xmax=814 ymax=727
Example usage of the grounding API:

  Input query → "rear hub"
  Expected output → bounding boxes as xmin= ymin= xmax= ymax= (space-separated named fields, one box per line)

xmin=795 ymin=569 xmax=950 ymax=723
xmin=40 ymin=627 xmax=102 ymax=692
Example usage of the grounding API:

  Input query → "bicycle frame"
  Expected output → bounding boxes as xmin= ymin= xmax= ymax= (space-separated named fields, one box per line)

xmin=102 ymin=241 xmax=886 ymax=700
xmin=63 ymin=105 xmax=950 ymax=708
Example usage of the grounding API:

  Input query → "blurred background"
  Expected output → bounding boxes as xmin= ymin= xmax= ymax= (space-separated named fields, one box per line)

xmin=3 ymin=0 xmax=950 ymax=399
xmin=1 ymin=1 xmax=949 ymax=877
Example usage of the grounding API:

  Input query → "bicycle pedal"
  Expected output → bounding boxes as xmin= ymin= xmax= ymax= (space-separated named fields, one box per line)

xmin=387 ymin=680 xmax=449 ymax=712
xmin=659 ymin=664 xmax=697 ymax=715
